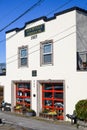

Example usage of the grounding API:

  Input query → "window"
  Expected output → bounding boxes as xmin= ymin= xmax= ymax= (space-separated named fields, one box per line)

xmin=40 ymin=40 xmax=53 ymax=65
xmin=18 ymin=46 xmax=28 ymax=67
xmin=77 ymin=51 xmax=87 ymax=70
xmin=32 ymin=70 xmax=37 ymax=77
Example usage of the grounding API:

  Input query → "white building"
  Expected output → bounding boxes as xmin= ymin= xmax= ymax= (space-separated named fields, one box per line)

xmin=0 ymin=7 xmax=87 ymax=120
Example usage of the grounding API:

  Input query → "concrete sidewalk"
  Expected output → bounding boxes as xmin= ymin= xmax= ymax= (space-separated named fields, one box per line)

xmin=0 ymin=123 xmax=31 ymax=130
xmin=0 ymin=112 xmax=81 ymax=130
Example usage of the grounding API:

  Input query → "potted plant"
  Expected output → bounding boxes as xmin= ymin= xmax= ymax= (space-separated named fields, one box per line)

xmin=14 ymin=105 xmax=22 ymax=113
xmin=39 ymin=109 xmax=49 ymax=118
xmin=39 ymin=109 xmax=57 ymax=120
xmin=25 ymin=108 xmax=36 ymax=116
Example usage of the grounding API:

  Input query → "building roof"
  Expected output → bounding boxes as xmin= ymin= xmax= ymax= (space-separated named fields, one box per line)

xmin=6 ymin=7 xmax=87 ymax=34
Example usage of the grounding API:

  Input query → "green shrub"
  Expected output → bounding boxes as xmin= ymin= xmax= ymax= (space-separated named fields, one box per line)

xmin=75 ymin=99 xmax=87 ymax=120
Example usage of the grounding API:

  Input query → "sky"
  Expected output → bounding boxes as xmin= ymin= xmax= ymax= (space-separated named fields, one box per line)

xmin=0 ymin=0 xmax=87 ymax=63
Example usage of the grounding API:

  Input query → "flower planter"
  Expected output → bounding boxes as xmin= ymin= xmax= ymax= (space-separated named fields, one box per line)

xmin=39 ymin=113 xmax=57 ymax=120
xmin=14 ymin=108 xmax=22 ymax=114
xmin=25 ymin=112 xmax=34 ymax=116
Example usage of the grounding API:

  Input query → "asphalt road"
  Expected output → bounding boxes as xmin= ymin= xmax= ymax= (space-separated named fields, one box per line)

xmin=0 ymin=112 xmax=82 ymax=130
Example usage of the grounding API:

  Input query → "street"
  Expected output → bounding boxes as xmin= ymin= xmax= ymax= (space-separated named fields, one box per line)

xmin=0 ymin=112 xmax=82 ymax=130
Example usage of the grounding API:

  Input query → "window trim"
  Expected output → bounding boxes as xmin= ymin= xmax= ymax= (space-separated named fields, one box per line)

xmin=18 ymin=45 xmax=28 ymax=68
xmin=40 ymin=40 xmax=53 ymax=66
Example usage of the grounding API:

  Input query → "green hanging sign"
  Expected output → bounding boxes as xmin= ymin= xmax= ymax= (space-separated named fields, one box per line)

xmin=25 ymin=24 xmax=45 ymax=37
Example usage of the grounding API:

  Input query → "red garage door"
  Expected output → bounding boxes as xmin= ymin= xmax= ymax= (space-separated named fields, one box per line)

xmin=16 ymin=83 xmax=31 ymax=108
xmin=42 ymin=83 xmax=64 ymax=120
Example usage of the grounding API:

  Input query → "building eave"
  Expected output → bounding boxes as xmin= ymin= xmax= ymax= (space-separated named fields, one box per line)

xmin=6 ymin=6 xmax=87 ymax=34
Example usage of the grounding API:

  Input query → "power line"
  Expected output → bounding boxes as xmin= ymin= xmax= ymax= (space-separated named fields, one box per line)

xmin=0 ymin=0 xmax=82 ymax=63
xmin=77 ymin=30 xmax=87 ymax=50
xmin=6 ymin=26 xmax=87 ymax=64
xmin=6 ymin=25 xmax=75 ymax=61
xmin=0 ymin=0 xmax=29 ymax=22
xmin=0 ymin=0 xmax=44 ymax=32
xmin=6 ymin=31 xmax=75 ymax=65
xmin=47 ymin=0 xmax=75 ymax=16
xmin=0 ymin=0 xmax=78 ymax=44
xmin=1 ymin=0 xmax=76 ymax=63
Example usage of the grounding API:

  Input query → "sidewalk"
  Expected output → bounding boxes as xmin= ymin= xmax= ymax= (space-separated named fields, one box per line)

xmin=0 ymin=111 xmax=81 ymax=130
xmin=0 ymin=123 xmax=30 ymax=130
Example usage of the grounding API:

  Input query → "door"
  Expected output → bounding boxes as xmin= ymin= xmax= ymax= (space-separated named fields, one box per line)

xmin=42 ymin=82 xmax=64 ymax=120
xmin=16 ymin=83 xmax=31 ymax=108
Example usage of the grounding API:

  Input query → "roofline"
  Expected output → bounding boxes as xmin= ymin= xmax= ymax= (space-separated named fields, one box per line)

xmin=6 ymin=6 xmax=87 ymax=34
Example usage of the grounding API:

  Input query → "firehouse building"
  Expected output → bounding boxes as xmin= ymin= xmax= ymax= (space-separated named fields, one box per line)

xmin=0 ymin=7 xmax=87 ymax=120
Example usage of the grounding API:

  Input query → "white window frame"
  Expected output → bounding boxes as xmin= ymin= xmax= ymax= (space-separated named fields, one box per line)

xmin=18 ymin=46 xmax=28 ymax=68
xmin=40 ymin=40 xmax=53 ymax=66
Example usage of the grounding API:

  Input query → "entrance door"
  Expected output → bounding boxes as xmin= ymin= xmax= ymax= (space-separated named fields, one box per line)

xmin=42 ymin=83 xmax=64 ymax=120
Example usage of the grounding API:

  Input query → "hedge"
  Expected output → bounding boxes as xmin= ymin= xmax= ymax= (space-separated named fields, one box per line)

xmin=75 ymin=99 xmax=87 ymax=121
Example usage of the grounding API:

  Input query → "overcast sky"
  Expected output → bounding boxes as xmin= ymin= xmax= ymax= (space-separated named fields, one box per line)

xmin=0 ymin=0 xmax=87 ymax=63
